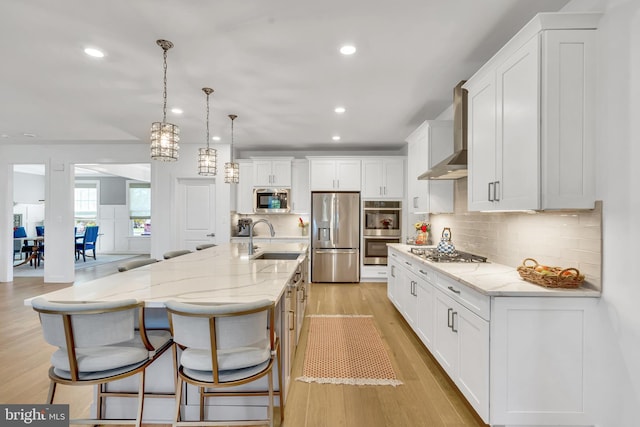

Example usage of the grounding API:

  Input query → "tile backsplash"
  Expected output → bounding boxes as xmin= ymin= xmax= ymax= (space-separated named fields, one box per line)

xmin=427 ymin=178 xmax=602 ymax=290
xmin=230 ymin=212 xmax=311 ymax=238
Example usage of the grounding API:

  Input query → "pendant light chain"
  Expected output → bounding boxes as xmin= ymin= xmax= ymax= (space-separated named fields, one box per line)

xmin=162 ymin=47 xmax=168 ymax=123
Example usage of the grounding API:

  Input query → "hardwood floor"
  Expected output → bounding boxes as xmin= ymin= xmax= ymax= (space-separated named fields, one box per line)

xmin=0 ymin=263 xmax=487 ymax=427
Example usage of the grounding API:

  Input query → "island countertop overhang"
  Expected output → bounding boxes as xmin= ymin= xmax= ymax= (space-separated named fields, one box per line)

xmin=24 ymin=242 xmax=309 ymax=307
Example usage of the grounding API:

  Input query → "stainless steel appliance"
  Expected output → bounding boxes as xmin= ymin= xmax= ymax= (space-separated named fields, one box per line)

xmin=311 ymin=192 xmax=360 ymax=283
xmin=253 ymin=188 xmax=290 ymax=214
xmin=363 ymin=200 xmax=401 ymax=265
xmin=237 ymin=218 xmax=252 ymax=236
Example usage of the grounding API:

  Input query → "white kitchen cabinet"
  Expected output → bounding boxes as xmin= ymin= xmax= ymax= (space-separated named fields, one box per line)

xmin=235 ymin=160 xmax=254 ymax=214
xmin=361 ymin=158 xmax=404 ymax=199
xmin=465 ymin=14 xmax=599 ymax=211
xmin=432 ymin=281 xmax=491 ymax=422
xmin=309 ymin=158 xmax=361 ymax=191
xmin=290 ymin=159 xmax=310 ymax=213
xmin=405 ymin=121 xmax=453 ymax=213
xmin=387 ymin=252 xmax=401 ymax=309
xmin=253 ymin=158 xmax=292 ymax=187
xmin=490 ymin=297 xmax=596 ymax=425
xmin=414 ymin=266 xmax=435 ymax=351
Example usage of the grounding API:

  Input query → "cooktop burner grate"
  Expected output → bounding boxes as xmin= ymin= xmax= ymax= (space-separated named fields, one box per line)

xmin=409 ymin=247 xmax=487 ymax=263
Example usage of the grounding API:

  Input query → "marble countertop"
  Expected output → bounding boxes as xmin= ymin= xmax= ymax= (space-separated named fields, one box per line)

xmin=389 ymin=244 xmax=600 ymax=297
xmin=25 ymin=243 xmax=309 ymax=307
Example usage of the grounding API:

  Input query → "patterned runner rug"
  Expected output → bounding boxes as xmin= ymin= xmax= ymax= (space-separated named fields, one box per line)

xmin=296 ymin=314 xmax=402 ymax=386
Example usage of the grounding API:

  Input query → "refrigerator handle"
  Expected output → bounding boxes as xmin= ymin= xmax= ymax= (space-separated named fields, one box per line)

xmin=314 ymin=249 xmax=357 ymax=254
xmin=333 ymin=196 xmax=339 ymax=244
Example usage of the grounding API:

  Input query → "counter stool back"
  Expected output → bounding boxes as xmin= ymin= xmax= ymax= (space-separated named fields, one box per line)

xmin=118 ymin=258 xmax=159 ymax=272
xmin=195 ymin=243 xmax=217 ymax=251
xmin=163 ymin=249 xmax=192 ymax=259
xmin=165 ymin=299 xmax=282 ymax=427
xmin=31 ymin=298 xmax=173 ymax=427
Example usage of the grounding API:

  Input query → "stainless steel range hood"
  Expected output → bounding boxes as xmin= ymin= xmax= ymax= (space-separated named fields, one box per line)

xmin=418 ymin=81 xmax=468 ymax=180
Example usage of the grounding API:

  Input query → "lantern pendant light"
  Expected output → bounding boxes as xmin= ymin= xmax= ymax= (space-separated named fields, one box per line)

xmin=150 ymin=39 xmax=180 ymax=161
xmin=197 ymin=87 xmax=217 ymax=175
xmin=224 ymin=114 xmax=240 ymax=183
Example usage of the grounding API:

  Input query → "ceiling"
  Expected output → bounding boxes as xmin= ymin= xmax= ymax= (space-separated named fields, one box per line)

xmin=1 ymin=0 xmax=568 ymax=152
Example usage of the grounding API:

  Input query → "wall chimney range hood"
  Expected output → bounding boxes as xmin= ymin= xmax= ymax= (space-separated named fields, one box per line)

xmin=418 ymin=81 xmax=468 ymax=180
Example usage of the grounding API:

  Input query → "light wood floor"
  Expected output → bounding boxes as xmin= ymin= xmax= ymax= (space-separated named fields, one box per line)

xmin=0 ymin=261 xmax=487 ymax=427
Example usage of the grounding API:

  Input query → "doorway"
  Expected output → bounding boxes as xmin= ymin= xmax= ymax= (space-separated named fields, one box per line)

xmin=176 ymin=178 xmax=217 ymax=251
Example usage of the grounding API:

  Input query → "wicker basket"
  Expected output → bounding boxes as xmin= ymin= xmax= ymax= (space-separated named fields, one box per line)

xmin=516 ymin=258 xmax=585 ymax=289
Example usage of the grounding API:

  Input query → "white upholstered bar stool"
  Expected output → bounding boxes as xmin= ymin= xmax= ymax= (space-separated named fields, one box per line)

xmin=165 ymin=299 xmax=283 ymax=427
xmin=31 ymin=298 xmax=173 ymax=427
xmin=163 ymin=250 xmax=192 ymax=259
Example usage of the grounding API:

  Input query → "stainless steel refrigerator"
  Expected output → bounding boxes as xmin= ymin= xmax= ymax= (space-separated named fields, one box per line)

xmin=311 ymin=192 xmax=360 ymax=283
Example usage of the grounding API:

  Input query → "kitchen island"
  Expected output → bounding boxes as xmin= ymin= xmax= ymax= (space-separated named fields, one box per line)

xmin=26 ymin=242 xmax=309 ymax=424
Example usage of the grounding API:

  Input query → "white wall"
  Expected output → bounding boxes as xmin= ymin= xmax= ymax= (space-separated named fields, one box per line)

xmin=557 ymin=1 xmax=638 ymax=424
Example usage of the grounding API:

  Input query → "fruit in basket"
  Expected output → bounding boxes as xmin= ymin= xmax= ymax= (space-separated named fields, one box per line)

xmin=534 ymin=265 xmax=550 ymax=273
xmin=561 ymin=270 xmax=577 ymax=277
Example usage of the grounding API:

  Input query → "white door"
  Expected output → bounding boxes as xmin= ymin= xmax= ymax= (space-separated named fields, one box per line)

xmin=176 ymin=178 xmax=216 ymax=251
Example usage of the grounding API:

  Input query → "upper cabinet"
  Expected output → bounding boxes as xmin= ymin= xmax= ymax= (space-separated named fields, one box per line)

xmin=235 ymin=160 xmax=254 ymax=214
xmin=361 ymin=158 xmax=404 ymax=199
xmin=253 ymin=158 xmax=292 ymax=187
xmin=290 ymin=159 xmax=310 ymax=213
xmin=309 ymin=158 xmax=361 ymax=191
xmin=465 ymin=13 xmax=600 ymax=211
xmin=406 ymin=121 xmax=454 ymax=214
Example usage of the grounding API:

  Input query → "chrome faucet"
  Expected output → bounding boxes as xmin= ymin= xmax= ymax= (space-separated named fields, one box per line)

xmin=248 ymin=219 xmax=275 ymax=255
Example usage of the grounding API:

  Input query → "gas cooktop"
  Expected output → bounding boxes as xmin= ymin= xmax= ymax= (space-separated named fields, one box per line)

xmin=409 ymin=247 xmax=487 ymax=263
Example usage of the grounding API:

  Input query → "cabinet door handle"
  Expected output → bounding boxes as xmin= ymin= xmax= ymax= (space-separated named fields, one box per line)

xmin=494 ymin=181 xmax=500 ymax=201
xmin=452 ymin=311 xmax=458 ymax=333
xmin=447 ymin=307 xmax=453 ymax=328
xmin=447 ymin=285 xmax=461 ymax=295
xmin=419 ymin=269 xmax=429 ymax=276
xmin=488 ymin=182 xmax=494 ymax=202
xmin=383 ymin=186 xmax=387 ymax=195
xmin=289 ymin=310 xmax=295 ymax=331
xmin=391 ymin=265 xmax=395 ymax=278
xmin=413 ymin=196 xmax=419 ymax=208
xmin=404 ymin=261 xmax=412 ymax=267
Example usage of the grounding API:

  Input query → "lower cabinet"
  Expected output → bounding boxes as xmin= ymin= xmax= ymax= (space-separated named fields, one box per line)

xmin=387 ymin=247 xmax=595 ymax=426
xmin=433 ymin=287 xmax=489 ymax=421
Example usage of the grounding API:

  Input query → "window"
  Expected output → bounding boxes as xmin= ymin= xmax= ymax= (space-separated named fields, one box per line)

xmin=74 ymin=181 xmax=99 ymax=233
xmin=128 ymin=181 xmax=151 ymax=236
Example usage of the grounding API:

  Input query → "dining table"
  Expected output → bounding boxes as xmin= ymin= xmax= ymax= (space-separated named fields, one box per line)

xmin=13 ymin=236 xmax=44 ymax=268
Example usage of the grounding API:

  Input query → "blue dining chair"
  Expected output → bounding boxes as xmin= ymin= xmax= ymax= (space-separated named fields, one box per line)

xmin=35 ymin=226 xmax=44 ymax=236
xmin=13 ymin=227 xmax=27 ymax=260
xmin=75 ymin=225 xmax=99 ymax=262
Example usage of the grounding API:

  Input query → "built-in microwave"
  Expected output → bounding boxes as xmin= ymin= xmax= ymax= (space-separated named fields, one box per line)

xmin=253 ymin=188 xmax=290 ymax=214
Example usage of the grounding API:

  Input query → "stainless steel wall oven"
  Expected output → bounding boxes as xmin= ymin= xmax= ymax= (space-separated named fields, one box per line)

xmin=362 ymin=200 xmax=401 ymax=265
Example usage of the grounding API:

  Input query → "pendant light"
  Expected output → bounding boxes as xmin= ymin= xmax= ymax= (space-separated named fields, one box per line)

xmin=224 ymin=114 xmax=239 ymax=183
xmin=197 ymin=87 xmax=217 ymax=175
xmin=150 ymin=39 xmax=180 ymax=161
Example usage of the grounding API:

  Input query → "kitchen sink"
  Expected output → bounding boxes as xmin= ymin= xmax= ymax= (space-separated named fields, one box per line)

xmin=252 ymin=252 xmax=301 ymax=260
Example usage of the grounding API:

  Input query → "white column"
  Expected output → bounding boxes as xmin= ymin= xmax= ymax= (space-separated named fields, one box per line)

xmin=43 ymin=159 xmax=75 ymax=283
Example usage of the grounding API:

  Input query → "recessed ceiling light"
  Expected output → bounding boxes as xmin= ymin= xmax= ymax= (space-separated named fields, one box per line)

xmin=1 ymin=134 xmax=9 ymax=138
xmin=334 ymin=106 xmax=346 ymax=114
xmin=171 ymin=108 xmax=183 ymax=114
xmin=212 ymin=136 xmax=221 ymax=141
xmin=23 ymin=133 xmax=37 ymax=138
xmin=332 ymin=135 xmax=341 ymax=141
xmin=84 ymin=48 xmax=105 ymax=58
xmin=339 ymin=45 xmax=356 ymax=55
